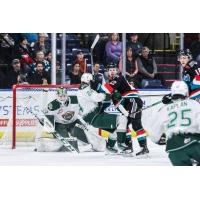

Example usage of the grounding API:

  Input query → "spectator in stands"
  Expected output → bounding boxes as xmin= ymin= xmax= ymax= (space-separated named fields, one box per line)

xmin=33 ymin=33 xmax=50 ymax=54
xmin=127 ymin=33 xmax=143 ymax=58
xmin=17 ymin=74 xmax=28 ymax=84
xmin=69 ymin=62 xmax=82 ymax=84
xmin=27 ymin=61 xmax=49 ymax=84
xmin=125 ymin=47 xmax=139 ymax=88
xmin=105 ymin=33 xmax=122 ymax=65
xmin=6 ymin=59 xmax=23 ymax=88
xmin=91 ymin=62 xmax=105 ymax=91
xmin=190 ymin=33 xmax=200 ymax=63
xmin=74 ymin=50 xmax=87 ymax=74
xmin=137 ymin=47 xmax=165 ymax=88
xmin=31 ymin=51 xmax=51 ymax=72
xmin=48 ymin=61 xmax=62 ymax=84
xmin=20 ymin=33 xmax=38 ymax=45
xmin=55 ymin=61 xmax=62 ymax=84
xmin=0 ymin=33 xmax=15 ymax=64
xmin=14 ymin=36 xmax=34 ymax=72
xmin=45 ymin=51 xmax=52 ymax=65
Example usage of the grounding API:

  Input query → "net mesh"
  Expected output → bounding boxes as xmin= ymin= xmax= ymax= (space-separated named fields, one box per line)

xmin=0 ymin=84 xmax=79 ymax=148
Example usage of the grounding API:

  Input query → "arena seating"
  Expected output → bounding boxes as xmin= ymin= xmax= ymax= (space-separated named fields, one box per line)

xmin=155 ymin=52 xmax=179 ymax=88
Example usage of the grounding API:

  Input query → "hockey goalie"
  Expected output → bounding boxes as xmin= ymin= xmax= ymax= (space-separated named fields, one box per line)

xmin=35 ymin=86 xmax=106 ymax=152
xmin=35 ymin=87 xmax=80 ymax=152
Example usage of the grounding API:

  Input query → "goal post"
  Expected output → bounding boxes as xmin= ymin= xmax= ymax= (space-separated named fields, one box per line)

xmin=11 ymin=84 xmax=80 ymax=149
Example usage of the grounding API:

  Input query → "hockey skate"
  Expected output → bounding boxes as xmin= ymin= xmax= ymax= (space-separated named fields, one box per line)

xmin=105 ymin=139 xmax=118 ymax=155
xmin=118 ymin=141 xmax=133 ymax=157
xmin=157 ymin=133 xmax=166 ymax=145
xmin=136 ymin=145 xmax=149 ymax=157
xmin=106 ymin=145 xmax=118 ymax=155
xmin=136 ymin=139 xmax=149 ymax=157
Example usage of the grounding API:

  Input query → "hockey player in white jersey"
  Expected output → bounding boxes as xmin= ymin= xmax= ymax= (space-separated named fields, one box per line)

xmin=35 ymin=87 xmax=79 ymax=152
xmin=150 ymin=81 xmax=200 ymax=166
xmin=75 ymin=73 xmax=128 ymax=154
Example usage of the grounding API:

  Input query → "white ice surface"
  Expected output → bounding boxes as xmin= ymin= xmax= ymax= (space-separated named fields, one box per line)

xmin=0 ymin=139 xmax=171 ymax=166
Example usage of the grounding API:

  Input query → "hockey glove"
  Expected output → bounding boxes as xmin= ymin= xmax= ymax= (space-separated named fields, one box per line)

xmin=104 ymin=93 xmax=111 ymax=101
xmin=162 ymin=94 xmax=172 ymax=104
xmin=111 ymin=90 xmax=122 ymax=105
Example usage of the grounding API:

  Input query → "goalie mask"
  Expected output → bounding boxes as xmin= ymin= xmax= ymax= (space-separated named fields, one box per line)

xmin=56 ymin=87 xmax=68 ymax=103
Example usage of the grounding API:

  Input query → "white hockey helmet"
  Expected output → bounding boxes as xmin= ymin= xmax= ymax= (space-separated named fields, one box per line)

xmin=81 ymin=73 xmax=93 ymax=84
xmin=171 ymin=81 xmax=189 ymax=97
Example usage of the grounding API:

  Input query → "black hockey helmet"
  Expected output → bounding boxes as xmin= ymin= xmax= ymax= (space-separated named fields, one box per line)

xmin=177 ymin=49 xmax=192 ymax=59
xmin=106 ymin=62 xmax=118 ymax=69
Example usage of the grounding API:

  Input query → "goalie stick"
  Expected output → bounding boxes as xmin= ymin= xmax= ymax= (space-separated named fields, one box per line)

xmin=19 ymin=96 xmax=79 ymax=153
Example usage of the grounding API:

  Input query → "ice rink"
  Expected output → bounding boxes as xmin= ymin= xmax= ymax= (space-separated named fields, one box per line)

xmin=0 ymin=139 xmax=171 ymax=166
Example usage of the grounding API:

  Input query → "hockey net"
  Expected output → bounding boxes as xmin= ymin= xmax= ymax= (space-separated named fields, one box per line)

xmin=0 ymin=84 xmax=80 ymax=149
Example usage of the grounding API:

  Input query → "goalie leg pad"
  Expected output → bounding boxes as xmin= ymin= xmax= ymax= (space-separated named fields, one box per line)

xmin=35 ymin=137 xmax=78 ymax=152
xmin=35 ymin=137 xmax=63 ymax=152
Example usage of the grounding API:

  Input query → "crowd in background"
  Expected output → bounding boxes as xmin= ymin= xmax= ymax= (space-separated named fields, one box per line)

xmin=1 ymin=33 xmax=199 ymax=90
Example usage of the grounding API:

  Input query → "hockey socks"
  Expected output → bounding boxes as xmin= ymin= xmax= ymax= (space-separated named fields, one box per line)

xmin=125 ymin=132 xmax=133 ymax=152
xmin=136 ymin=129 xmax=146 ymax=142
xmin=117 ymin=131 xmax=133 ymax=154
xmin=135 ymin=129 xmax=149 ymax=156
xmin=107 ymin=138 xmax=117 ymax=148
xmin=117 ymin=131 xmax=126 ymax=144
xmin=106 ymin=133 xmax=118 ymax=153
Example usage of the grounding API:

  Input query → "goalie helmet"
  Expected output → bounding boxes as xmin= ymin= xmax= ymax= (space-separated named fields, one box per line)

xmin=81 ymin=73 xmax=93 ymax=84
xmin=171 ymin=81 xmax=189 ymax=97
xmin=56 ymin=87 xmax=68 ymax=102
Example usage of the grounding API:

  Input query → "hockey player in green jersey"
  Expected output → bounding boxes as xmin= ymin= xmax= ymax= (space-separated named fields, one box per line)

xmin=35 ymin=87 xmax=80 ymax=152
xmin=75 ymin=73 xmax=128 ymax=154
xmin=150 ymin=81 xmax=200 ymax=166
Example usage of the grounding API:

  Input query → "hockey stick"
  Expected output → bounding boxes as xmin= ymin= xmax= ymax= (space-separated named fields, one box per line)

xmin=18 ymin=96 xmax=79 ymax=153
xmin=141 ymin=100 xmax=162 ymax=111
xmin=91 ymin=34 xmax=100 ymax=68
xmin=131 ymin=100 xmax=163 ymax=115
